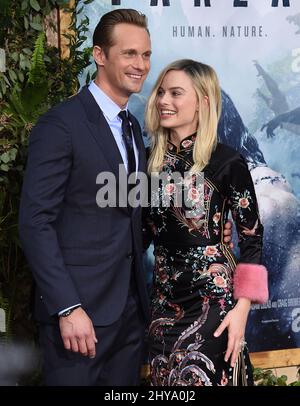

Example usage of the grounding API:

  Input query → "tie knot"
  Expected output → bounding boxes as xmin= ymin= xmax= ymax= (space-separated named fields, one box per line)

xmin=118 ymin=110 xmax=129 ymax=122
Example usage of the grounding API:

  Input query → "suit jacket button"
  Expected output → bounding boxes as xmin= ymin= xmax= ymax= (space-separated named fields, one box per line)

xmin=126 ymin=253 xmax=133 ymax=259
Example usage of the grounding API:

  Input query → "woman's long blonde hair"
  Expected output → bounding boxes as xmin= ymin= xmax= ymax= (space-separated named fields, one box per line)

xmin=145 ymin=59 xmax=222 ymax=174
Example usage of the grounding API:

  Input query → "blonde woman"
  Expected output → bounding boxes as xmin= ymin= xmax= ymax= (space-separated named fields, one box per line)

xmin=144 ymin=59 xmax=268 ymax=386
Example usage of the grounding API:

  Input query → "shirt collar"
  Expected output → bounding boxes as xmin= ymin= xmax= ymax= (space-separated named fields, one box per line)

xmin=88 ymin=81 xmax=128 ymax=121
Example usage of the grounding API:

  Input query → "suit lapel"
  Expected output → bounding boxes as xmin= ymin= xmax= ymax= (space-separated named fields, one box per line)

xmin=77 ymin=86 xmax=124 ymax=180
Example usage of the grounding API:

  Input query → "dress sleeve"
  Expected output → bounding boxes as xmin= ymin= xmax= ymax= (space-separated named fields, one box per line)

xmin=226 ymin=155 xmax=268 ymax=303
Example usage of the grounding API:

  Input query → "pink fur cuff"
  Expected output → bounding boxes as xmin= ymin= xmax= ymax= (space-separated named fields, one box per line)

xmin=233 ymin=263 xmax=268 ymax=304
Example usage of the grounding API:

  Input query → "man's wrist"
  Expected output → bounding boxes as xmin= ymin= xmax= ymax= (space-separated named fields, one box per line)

xmin=59 ymin=305 xmax=81 ymax=318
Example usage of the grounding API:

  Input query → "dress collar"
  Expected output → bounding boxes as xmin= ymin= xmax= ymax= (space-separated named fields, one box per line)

xmin=167 ymin=133 xmax=197 ymax=153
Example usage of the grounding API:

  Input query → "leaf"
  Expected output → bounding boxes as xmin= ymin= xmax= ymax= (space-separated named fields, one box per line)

xmin=21 ymin=0 xmax=28 ymax=10
xmin=29 ymin=0 xmax=40 ymax=12
xmin=9 ymin=149 xmax=18 ymax=161
xmin=19 ymin=60 xmax=27 ymax=70
xmin=32 ymin=14 xmax=42 ymax=25
xmin=0 ymin=164 xmax=9 ymax=172
xmin=17 ymin=72 xmax=24 ymax=83
xmin=56 ymin=0 xmax=69 ymax=6
xmin=19 ymin=54 xmax=30 ymax=72
xmin=24 ymin=16 xmax=29 ymax=30
xmin=3 ymin=74 xmax=10 ymax=86
xmin=0 ymin=79 xmax=6 ymax=95
xmin=8 ymin=70 xmax=17 ymax=82
xmin=276 ymin=377 xmax=287 ymax=386
xmin=22 ymin=48 xmax=32 ymax=56
xmin=21 ymin=83 xmax=49 ymax=116
xmin=43 ymin=3 xmax=51 ymax=15
xmin=1 ymin=153 xmax=10 ymax=163
xmin=28 ymin=32 xmax=46 ymax=85
xmin=8 ymin=88 xmax=27 ymax=119
xmin=10 ymin=52 xmax=18 ymax=62
xmin=29 ymin=22 xmax=43 ymax=31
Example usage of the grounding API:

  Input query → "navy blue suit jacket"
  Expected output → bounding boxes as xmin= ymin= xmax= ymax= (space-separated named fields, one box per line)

xmin=19 ymin=86 xmax=149 ymax=326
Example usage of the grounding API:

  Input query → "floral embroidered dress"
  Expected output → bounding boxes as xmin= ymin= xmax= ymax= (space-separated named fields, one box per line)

xmin=145 ymin=134 xmax=267 ymax=386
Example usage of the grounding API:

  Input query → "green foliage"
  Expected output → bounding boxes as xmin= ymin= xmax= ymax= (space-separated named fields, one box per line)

xmin=0 ymin=0 xmax=94 ymax=349
xmin=28 ymin=32 xmax=47 ymax=85
xmin=253 ymin=367 xmax=300 ymax=386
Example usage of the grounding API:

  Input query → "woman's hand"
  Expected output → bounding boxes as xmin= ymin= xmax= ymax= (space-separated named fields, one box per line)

xmin=213 ymin=298 xmax=251 ymax=367
xmin=223 ymin=220 xmax=234 ymax=249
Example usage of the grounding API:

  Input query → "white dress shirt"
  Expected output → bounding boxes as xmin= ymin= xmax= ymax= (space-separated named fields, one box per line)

xmin=88 ymin=81 xmax=139 ymax=175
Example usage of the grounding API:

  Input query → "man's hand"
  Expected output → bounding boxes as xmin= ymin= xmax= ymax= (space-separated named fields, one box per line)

xmin=59 ymin=307 xmax=98 ymax=358
xmin=223 ymin=220 xmax=233 ymax=249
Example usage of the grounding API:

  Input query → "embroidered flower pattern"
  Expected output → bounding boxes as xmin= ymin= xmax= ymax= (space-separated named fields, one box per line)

xmin=181 ymin=139 xmax=193 ymax=149
xmin=146 ymin=137 xmax=259 ymax=386
xmin=213 ymin=275 xmax=227 ymax=288
xmin=230 ymin=187 xmax=252 ymax=223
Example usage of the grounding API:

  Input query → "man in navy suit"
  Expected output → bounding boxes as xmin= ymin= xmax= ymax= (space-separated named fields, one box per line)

xmin=19 ymin=9 xmax=152 ymax=386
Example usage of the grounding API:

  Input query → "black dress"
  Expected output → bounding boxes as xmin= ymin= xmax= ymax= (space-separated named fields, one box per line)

xmin=145 ymin=134 xmax=264 ymax=386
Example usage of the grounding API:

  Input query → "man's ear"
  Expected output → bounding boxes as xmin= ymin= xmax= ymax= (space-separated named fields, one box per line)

xmin=93 ymin=46 xmax=106 ymax=67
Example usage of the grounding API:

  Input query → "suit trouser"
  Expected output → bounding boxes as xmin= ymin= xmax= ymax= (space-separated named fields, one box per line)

xmin=39 ymin=284 xmax=146 ymax=386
